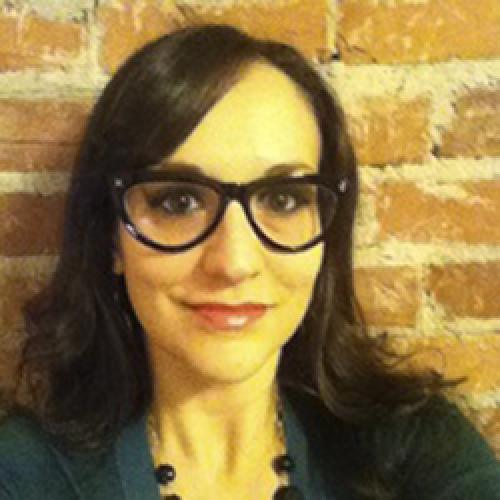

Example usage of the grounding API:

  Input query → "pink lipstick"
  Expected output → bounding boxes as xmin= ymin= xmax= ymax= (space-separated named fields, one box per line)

xmin=188 ymin=303 xmax=268 ymax=330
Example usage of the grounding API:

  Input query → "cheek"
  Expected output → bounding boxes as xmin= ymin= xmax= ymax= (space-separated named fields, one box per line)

xmin=266 ymin=247 xmax=323 ymax=332
xmin=125 ymin=254 xmax=198 ymax=294
xmin=268 ymin=245 xmax=323 ymax=302
xmin=264 ymin=246 xmax=323 ymax=347
xmin=120 ymin=249 xmax=201 ymax=338
xmin=117 ymin=230 xmax=201 ymax=299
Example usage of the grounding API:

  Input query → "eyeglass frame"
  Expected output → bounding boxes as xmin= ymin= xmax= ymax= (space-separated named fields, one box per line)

xmin=109 ymin=168 xmax=349 ymax=254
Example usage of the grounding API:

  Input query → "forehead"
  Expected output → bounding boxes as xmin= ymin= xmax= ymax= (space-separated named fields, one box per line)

xmin=168 ymin=62 xmax=321 ymax=181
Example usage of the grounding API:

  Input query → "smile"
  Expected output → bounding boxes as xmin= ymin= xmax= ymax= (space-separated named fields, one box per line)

xmin=186 ymin=303 xmax=270 ymax=331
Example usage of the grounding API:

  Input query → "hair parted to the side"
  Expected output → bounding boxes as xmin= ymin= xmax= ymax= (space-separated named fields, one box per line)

xmin=16 ymin=25 xmax=458 ymax=474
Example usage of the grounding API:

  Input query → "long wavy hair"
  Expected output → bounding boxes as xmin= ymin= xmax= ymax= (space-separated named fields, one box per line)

xmin=16 ymin=24 xmax=457 ymax=497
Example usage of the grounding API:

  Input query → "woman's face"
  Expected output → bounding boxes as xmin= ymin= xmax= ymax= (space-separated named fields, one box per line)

xmin=114 ymin=63 xmax=323 ymax=384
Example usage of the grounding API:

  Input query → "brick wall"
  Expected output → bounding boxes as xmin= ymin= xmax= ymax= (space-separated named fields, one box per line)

xmin=0 ymin=0 xmax=499 ymax=454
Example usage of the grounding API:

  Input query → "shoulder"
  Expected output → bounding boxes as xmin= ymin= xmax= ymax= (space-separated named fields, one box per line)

xmin=0 ymin=413 xmax=56 ymax=469
xmin=390 ymin=397 xmax=500 ymax=499
xmin=284 ymin=388 xmax=500 ymax=499
xmin=0 ymin=414 xmax=120 ymax=499
xmin=0 ymin=414 xmax=64 ymax=498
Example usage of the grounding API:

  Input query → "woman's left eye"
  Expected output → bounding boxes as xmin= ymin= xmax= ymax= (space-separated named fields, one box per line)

xmin=256 ymin=188 xmax=309 ymax=213
xmin=269 ymin=192 xmax=298 ymax=212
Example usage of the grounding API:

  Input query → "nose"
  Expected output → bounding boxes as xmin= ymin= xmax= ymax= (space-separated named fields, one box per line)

xmin=199 ymin=201 xmax=262 ymax=285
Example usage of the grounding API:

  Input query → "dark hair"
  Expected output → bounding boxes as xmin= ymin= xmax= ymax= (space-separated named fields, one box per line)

xmin=16 ymin=24 xmax=457 ymax=496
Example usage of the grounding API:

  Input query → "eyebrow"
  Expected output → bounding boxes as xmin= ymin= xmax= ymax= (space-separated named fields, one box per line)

xmin=152 ymin=161 xmax=317 ymax=178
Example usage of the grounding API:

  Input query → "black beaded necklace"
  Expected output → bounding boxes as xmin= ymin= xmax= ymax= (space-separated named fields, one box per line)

xmin=148 ymin=391 xmax=304 ymax=500
xmin=153 ymin=455 xmax=303 ymax=499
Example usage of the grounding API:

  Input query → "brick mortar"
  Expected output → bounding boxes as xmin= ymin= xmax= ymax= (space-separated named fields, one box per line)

xmin=359 ymin=158 xmax=500 ymax=183
xmin=458 ymin=390 xmax=500 ymax=410
xmin=366 ymin=325 xmax=500 ymax=339
xmin=0 ymin=72 xmax=103 ymax=99
xmin=0 ymin=172 xmax=69 ymax=194
xmin=0 ymin=255 xmax=58 ymax=277
xmin=1 ymin=0 xmax=94 ymax=21
xmin=355 ymin=242 xmax=500 ymax=267
xmin=433 ymin=317 xmax=500 ymax=336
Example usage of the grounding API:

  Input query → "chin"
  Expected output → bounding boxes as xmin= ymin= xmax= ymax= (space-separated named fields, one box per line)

xmin=154 ymin=339 xmax=282 ymax=388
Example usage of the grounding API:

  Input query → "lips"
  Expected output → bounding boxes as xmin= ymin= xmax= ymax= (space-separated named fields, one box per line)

xmin=187 ymin=303 xmax=269 ymax=331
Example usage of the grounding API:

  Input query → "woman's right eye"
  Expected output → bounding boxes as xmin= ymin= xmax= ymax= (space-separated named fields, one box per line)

xmin=148 ymin=189 xmax=202 ymax=215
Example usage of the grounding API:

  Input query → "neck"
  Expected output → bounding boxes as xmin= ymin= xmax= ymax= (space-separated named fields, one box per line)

xmin=148 ymin=348 xmax=281 ymax=477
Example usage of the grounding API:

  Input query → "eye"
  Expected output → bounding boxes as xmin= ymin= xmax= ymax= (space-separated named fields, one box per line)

xmin=149 ymin=187 xmax=203 ymax=215
xmin=255 ymin=186 xmax=311 ymax=214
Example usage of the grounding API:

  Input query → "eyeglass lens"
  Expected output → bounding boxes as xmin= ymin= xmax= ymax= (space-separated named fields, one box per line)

xmin=123 ymin=180 xmax=338 ymax=249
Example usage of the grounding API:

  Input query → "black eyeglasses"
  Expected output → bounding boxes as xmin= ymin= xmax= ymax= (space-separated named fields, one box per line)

xmin=109 ymin=169 xmax=348 ymax=253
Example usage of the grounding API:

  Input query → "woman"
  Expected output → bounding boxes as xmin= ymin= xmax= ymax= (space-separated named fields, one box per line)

xmin=0 ymin=25 xmax=499 ymax=500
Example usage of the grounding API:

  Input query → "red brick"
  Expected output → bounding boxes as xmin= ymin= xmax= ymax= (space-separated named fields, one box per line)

xmin=440 ymin=88 xmax=500 ymax=158
xmin=0 ymin=143 xmax=77 ymax=172
xmin=338 ymin=0 xmax=500 ymax=64
xmin=391 ymin=334 xmax=500 ymax=395
xmin=98 ymin=0 xmax=329 ymax=73
xmin=376 ymin=181 xmax=500 ymax=244
xmin=0 ymin=193 xmax=65 ymax=256
xmin=98 ymin=1 xmax=183 ymax=74
xmin=354 ymin=267 xmax=418 ymax=327
xmin=346 ymin=97 xmax=431 ymax=166
xmin=0 ymin=13 xmax=85 ymax=71
xmin=428 ymin=263 xmax=500 ymax=319
xmin=0 ymin=100 xmax=89 ymax=144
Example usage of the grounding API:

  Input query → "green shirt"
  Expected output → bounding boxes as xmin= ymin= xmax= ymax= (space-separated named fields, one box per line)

xmin=0 ymin=389 xmax=499 ymax=499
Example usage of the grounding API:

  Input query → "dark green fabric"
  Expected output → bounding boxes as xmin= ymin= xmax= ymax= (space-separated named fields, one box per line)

xmin=0 ymin=390 xmax=499 ymax=499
